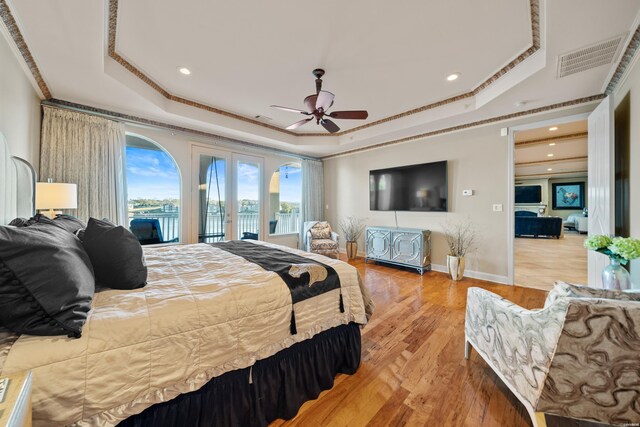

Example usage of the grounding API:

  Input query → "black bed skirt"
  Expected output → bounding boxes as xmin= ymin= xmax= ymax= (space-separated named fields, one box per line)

xmin=118 ymin=322 xmax=361 ymax=427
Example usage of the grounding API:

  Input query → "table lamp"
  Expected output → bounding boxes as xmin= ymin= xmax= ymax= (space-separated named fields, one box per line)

xmin=36 ymin=179 xmax=77 ymax=218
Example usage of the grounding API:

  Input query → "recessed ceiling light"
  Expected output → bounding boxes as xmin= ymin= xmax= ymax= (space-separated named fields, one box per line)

xmin=548 ymin=126 xmax=558 ymax=131
xmin=446 ymin=73 xmax=460 ymax=81
xmin=549 ymin=142 xmax=556 ymax=146
xmin=547 ymin=153 xmax=554 ymax=157
xmin=547 ymin=168 xmax=553 ymax=171
xmin=177 ymin=67 xmax=191 ymax=75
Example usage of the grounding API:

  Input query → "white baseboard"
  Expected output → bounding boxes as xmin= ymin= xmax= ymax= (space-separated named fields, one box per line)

xmin=431 ymin=264 xmax=511 ymax=285
xmin=339 ymin=249 xmax=512 ymax=285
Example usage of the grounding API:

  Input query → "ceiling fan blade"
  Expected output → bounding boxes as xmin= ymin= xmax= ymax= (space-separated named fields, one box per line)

xmin=286 ymin=117 xmax=313 ymax=130
xmin=329 ymin=110 xmax=369 ymax=120
xmin=270 ymin=105 xmax=309 ymax=114
xmin=320 ymin=119 xmax=340 ymax=133
xmin=303 ymin=95 xmax=317 ymax=113
xmin=316 ymin=91 xmax=335 ymax=111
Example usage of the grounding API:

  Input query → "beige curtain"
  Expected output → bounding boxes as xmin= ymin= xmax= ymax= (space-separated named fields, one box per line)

xmin=40 ymin=106 xmax=127 ymax=224
xmin=298 ymin=159 xmax=325 ymax=248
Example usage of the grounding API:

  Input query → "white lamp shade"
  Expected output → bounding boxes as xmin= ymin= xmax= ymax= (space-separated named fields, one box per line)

xmin=36 ymin=182 xmax=78 ymax=210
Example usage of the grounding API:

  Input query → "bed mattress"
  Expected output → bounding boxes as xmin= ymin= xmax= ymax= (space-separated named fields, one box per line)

xmin=0 ymin=241 xmax=371 ymax=426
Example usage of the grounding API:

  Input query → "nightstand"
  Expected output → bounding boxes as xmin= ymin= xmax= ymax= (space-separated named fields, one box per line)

xmin=0 ymin=371 xmax=32 ymax=427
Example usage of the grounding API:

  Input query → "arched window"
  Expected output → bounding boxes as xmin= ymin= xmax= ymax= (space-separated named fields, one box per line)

xmin=269 ymin=163 xmax=301 ymax=235
xmin=125 ymin=134 xmax=181 ymax=245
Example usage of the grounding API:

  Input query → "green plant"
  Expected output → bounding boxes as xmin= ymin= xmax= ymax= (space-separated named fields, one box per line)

xmin=442 ymin=220 xmax=477 ymax=257
xmin=584 ymin=235 xmax=640 ymax=265
xmin=339 ymin=216 xmax=366 ymax=242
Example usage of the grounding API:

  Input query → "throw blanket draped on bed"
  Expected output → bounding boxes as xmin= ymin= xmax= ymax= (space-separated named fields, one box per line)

xmin=211 ymin=240 xmax=344 ymax=334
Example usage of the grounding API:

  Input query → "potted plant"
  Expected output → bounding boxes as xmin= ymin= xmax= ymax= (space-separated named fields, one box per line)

xmin=442 ymin=220 xmax=477 ymax=281
xmin=339 ymin=216 xmax=366 ymax=260
xmin=584 ymin=235 xmax=640 ymax=290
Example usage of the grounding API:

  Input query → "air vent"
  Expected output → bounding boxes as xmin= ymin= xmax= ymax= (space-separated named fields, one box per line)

xmin=557 ymin=34 xmax=626 ymax=78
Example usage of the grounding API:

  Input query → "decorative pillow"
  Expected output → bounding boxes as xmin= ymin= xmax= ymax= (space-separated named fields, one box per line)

xmin=53 ymin=214 xmax=86 ymax=234
xmin=0 ymin=223 xmax=95 ymax=337
xmin=310 ymin=222 xmax=332 ymax=240
xmin=81 ymin=218 xmax=148 ymax=290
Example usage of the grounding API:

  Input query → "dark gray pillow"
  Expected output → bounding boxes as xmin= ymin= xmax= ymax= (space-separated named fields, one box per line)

xmin=81 ymin=218 xmax=148 ymax=290
xmin=53 ymin=214 xmax=86 ymax=234
xmin=0 ymin=223 xmax=95 ymax=337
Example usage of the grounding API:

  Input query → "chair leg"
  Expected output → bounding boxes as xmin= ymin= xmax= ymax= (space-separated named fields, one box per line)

xmin=464 ymin=339 xmax=472 ymax=360
xmin=531 ymin=412 xmax=547 ymax=427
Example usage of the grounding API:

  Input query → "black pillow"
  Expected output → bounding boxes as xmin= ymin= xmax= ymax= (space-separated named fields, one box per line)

xmin=53 ymin=214 xmax=86 ymax=234
xmin=0 ymin=223 xmax=95 ymax=337
xmin=81 ymin=218 xmax=148 ymax=290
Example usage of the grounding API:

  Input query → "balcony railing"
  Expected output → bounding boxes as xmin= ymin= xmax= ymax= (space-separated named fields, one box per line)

xmin=129 ymin=210 xmax=301 ymax=242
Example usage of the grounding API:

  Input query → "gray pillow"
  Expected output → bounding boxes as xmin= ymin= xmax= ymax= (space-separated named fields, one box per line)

xmin=0 ymin=223 xmax=95 ymax=337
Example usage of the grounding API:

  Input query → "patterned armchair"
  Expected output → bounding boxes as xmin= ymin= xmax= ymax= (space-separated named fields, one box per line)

xmin=303 ymin=221 xmax=339 ymax=259
xmin=465 ymin=282 xmax=640 ymax=427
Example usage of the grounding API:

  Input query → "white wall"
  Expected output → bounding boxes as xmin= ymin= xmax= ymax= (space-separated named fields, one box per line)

xmin=324 ymin=107 xmax=596 ymax=283
xmin=614 ymin=54 xmax=640 ymax=284
xmin=0 ymin=29 xmax=42 ymax=168
xmin=124 ymin=125 xmax=302 ymax=248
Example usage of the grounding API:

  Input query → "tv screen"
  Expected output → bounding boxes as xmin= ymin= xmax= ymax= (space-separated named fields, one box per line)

xmin=369 ymin=161 xmax=447 ymax=211
xmin=515 ymin=185 xmax=542 ymax=204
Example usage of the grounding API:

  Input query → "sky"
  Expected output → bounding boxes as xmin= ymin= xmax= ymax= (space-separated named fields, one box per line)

xmin=126 ymin=146 xmax=180 ymax=200
xmin=127 ymin=147 xmax=301 ymax=204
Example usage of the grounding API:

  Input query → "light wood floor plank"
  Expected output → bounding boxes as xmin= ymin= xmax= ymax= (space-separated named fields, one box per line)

xmin=273 ymin=255 xmax=605 ymax=427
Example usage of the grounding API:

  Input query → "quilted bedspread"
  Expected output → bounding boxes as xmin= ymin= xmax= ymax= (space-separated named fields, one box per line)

xmin=0 ymin=241 xmax=371 ymax=427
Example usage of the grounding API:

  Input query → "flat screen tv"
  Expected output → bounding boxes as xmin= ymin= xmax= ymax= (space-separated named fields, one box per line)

xmin=369 ymin=160 xmax=447 ymax=211
xmin=515 ymin=185 xmax=542 ymax=204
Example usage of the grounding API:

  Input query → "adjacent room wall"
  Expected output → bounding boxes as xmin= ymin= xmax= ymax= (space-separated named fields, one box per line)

xmin=324 ymin=107 xmax=596 ymax=283
xmin=614 ymin=54 xmax=640 ymax=285
xmin=0 ymin=30 xmax=41 ymax=168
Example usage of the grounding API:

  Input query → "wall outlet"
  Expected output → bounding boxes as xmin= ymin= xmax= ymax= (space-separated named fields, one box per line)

xmin=462 ymin=189 xmax=473 ymax=196
xmin=493 ymin=204 xmax=503 ymax=212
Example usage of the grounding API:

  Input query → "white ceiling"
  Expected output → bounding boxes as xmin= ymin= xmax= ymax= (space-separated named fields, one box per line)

xmin=4 ymin=0 xmax=640 ymax=157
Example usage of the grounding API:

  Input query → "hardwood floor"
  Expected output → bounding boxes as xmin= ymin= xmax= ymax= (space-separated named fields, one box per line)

xmin=515 ymin=232 xmax=588 ymax=291
xmin=272 ymin=256 xmax=603 ymax=427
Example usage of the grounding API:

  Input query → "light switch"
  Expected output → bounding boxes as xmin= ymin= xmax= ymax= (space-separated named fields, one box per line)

xmin=493 ymin=204 xmax=503 ymax=212
xmin=462 ymin=189 xmax=473 ymax=196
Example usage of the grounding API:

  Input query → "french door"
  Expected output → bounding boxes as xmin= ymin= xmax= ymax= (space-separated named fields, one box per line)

xmin=191 ymin=146 xmax=263 ymax=242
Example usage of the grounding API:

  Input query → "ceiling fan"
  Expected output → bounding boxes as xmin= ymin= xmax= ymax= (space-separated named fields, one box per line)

xmin=270 ymin=69 xmax=369 ymax=133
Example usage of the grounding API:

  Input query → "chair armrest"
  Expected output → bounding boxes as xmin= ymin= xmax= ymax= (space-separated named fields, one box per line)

xmin=465 ymin=287 xmax=568 ymax=407
xmin=305 ymin=231 xmax=312 ymax=251
xmin=331 ymin=231 xmax=339 ymax=245
xmin=546 ymin=281 xmax=640 ymax=308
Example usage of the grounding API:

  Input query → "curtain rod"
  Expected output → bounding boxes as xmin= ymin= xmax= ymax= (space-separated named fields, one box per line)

xmin=41 ymin=99 xmax=320 ymax=162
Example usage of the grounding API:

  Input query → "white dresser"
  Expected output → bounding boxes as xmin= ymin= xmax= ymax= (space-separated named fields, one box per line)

xmin=365 ymin=226 xmax=431 ymax=274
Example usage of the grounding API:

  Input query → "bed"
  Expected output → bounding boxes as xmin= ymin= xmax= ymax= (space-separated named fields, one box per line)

xmin=0 ymin=132 xmax=374 ymax=426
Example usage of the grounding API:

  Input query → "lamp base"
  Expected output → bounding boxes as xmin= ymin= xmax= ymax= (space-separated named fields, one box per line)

xmin=40 ymin=209 xmax=60 ymax=219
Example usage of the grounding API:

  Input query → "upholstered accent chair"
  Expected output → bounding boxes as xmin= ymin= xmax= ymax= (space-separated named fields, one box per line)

xmin=465 ymin=282 xmax=640 ymax=427
xmin=303 ymin=221 xmax=339 ymax=259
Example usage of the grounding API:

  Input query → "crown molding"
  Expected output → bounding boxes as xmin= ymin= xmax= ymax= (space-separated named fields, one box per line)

xmin=516 ymin=156 xmax=587 ymax=167
xmin=606 ymin=24 xmax=640 ymax=94
xmin=0 ymin=0 xmax=50 ymax=98
xmin=321 ymin=95 xmax=604 ymax=159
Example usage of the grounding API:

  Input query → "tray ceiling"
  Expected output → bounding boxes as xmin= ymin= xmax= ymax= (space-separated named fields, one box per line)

xmin=2 ymin=0 xmax=640 ymax=157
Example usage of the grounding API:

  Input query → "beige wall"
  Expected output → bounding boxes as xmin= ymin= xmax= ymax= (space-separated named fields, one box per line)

xmin=0 ymin=30 xmax=41 ymax=168
xmin=324 ymin=107 xmax=596 ymax=283
xmin=614 ymin=55 xmax=640 ymax=284
xmin=325 ymin=125 xmax=511 ymax=281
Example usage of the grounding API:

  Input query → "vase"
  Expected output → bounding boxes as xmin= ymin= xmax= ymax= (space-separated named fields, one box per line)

xmin=602 ymin=258 xmax=632 ymax=290
xmin=447 ymin=255 xmax=465 ymax=281
xmin=346 ymin=241 xmax=358 ymax=260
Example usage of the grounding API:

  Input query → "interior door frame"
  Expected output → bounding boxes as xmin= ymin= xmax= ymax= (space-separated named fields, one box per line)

xmin=190 ymin=145 xmax=232 ymax=244
xmin=506 ymin=112 xmax=591 ymax=285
